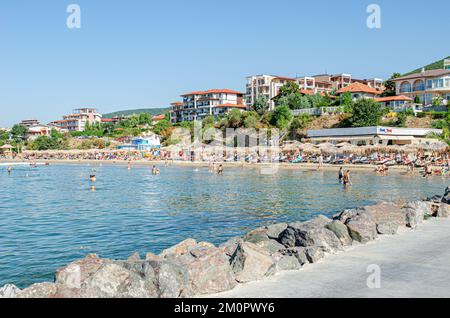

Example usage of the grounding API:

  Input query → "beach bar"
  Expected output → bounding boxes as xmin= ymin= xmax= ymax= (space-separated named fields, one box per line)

xmin=307 ymin=126 xmax=443 ymax=146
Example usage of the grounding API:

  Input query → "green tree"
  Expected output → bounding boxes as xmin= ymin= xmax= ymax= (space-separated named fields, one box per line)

xmin=433 ymin=96 xmax=444 ymax=107
xmin=10 ymin=124 xmax=27 ymax=142
xmin=414 ymin=95 xmax=421 ymax=104
xmin=252 ymin=95 xmax=269 ymax=115
xmin=340 ymin=92 xmax=353 ymax=113
xmin=226 ymin=109 xmax=243 ymax=128
xmin=271 ymin=105 xmax=293 ymax=130
xmin=381 ymin=73 xmax=402 ymax=97
xmin=348 ymin=99 xmax=383 ymax=127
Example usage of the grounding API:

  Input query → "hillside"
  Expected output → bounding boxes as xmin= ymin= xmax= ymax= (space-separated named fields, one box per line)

xmin=404 ymin=56 xmax=450 ymax=75
xmin=103 ymin=107 xmax=169 ymax=118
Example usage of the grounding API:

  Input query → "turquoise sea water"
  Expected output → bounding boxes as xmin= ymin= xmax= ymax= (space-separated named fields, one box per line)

xmin=0 ymin=163 xmax=447 ymax=288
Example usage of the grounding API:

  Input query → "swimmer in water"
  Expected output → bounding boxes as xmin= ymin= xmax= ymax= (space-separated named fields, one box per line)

xmin=152 ymin=165 xmax=157 ymax=175
xmin=90 ymin=185 xmax=96 ymax=192
xmin=128 ymin=161 xmax=131 ymax=170
xmin=218 ymin=164 xmax=223 ymax=176
xmin=7 ymin=166 xmax=11 ymax=175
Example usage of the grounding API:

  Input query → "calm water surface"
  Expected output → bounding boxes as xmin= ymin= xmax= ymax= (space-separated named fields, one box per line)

xmin=0 ymin=164 xmax=447 ymax=288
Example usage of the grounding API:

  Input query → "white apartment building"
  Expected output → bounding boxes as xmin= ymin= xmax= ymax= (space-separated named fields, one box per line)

xmin=392 ymin=68 xmax=450 ymax=105
xmin=50 ymin=108 xmax=102 ymax=132
xmin=245 ymin=75 xmax=297 ymax=110
xmin=173 ymin=89 xmax=245 ymax=122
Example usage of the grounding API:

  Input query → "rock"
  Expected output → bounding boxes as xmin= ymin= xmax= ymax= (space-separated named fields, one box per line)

xmin=219 ymin=237 xmax=243 ymax=257
xmin=402 ymin=201 xmax=429 ymax=228
xmin=198 ymin=241 xmax=215 ymax=248
xmin=377 ymin=222 xmax=399 ymax=235
xmin=55 ymin=254 xmax=109 ymax=297
xmin=325 ymin=220 xmax=352 ymax=246
xmin=342 ymin=209 xmax=377 ymax=243
xmin=438 ymin=203 xmax=450 ymax=218
xmin=442 ymin=187 xmax=450 ymax=204
xmin=145 ymin=252 xmax=161 ymax=262
xmin=254 ymin=239 xmax=285 ymax=255
xmin=81 ymin=263 xmax=156 ymax=298
xmin=271 ymin=253 xmax=302 ymax=272
xmin=265 ymin=223 xmax=288 ymax=240
xmin=17 ymin=282 xmax=57 ymax=298
xmin=230 ymin=242 xmax=275 ymax=283
xmin=152 ymin=260 xmax=191 ymax=298
xmin=171 ymin=246 xmax=236 ymax=295
xmin=364 ymin=202 xmax=406 ymax=227
xmin=428 ymin=195 xmax=443 ymax=204
xmin=127 ymin=252 xmax=141 ymax=262
xmin=160 ymin=239 xmax=197 ymax=258
xmin=278 ymin=216 xmax=343 ymax=253
xmin=243 ymin=229 xmax=269 ymax=244
xmin=0 ymin=284 xmax=21 ymax=298
xmin=305 ymin=246 xmax=324 ymax=263
xmin=280 ymin=247 xmax=309 ymax=266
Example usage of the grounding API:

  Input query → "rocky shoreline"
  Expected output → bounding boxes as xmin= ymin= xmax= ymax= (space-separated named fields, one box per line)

xmin=1 ymin=187 xmax=450 ymax=299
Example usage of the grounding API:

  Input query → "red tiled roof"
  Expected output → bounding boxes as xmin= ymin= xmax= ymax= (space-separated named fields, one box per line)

xmin=181 ymin=89 xmax=244 ymax=96
xmin=101 ymin=118 xmax=114 ymax=123
xmin=215 ymin=104 xmax=247 ymax=109
xmin=375 ymin=95 xmax=413 ymax=102
xmin=337 ymin=82 xmax=381 ymax=95
xmin=152 ymin=114 xmax=166 ymax=121
xmin=171 ymin=102 xmax=183 ymax=106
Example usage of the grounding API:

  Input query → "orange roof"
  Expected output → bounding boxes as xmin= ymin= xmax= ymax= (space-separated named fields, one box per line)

xmin=181 ymin=89 xmax=244 ymax=96
xmin=171 ymin=102 xmax=183 ymax=106
xmin=337 ymin=82 xmax=381 ymax=95
xmin=215 ymin=104 xmax=247 ymax=109
xmin=101 ymin=118 xmax=114 ymax=123
xmin=299 ymin=89 xmax=315 ymax=95
xmin=152 ymin=114 xmax=166 ymax=121
xmin=375 ymin=95 xmax=413 ymax=102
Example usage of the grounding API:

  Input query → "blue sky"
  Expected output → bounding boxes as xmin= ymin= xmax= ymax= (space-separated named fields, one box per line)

xmin=0 ymin=0 xmax=449 ymax=127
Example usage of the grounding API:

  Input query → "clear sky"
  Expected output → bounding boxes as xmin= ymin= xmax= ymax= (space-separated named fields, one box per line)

xmin=0 ymin=0 xmax=449 ymax=127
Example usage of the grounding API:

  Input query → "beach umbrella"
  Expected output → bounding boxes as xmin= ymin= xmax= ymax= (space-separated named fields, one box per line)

xmin=335 ymin=142 xmax=352 ymax=148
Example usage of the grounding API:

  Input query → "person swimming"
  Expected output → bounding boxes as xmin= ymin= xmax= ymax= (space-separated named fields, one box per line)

xmin=89 ymin=174 xmax=96 ymax=182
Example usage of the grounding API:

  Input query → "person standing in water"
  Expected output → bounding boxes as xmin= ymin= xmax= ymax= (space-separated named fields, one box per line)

xmin=218 ymin=164 xmax=223 ymax=176
xmin=152 ymin=165 xmax=156 ymax=175
xmin=7 ymin=166 xmax=11 ymax=175
xmin=343 ymin=170 xmax=352 ymax=186
xmin=317 ymin=153 xmax=324 ymax=170
xmin=127 ymin=161 xmax=131 ymax=170
xmin=338 ymin=167 xmax=344 ymax=183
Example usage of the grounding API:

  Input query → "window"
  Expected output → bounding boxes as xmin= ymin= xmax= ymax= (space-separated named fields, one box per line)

xmin=400 ymin=82 xmax=412 ymax=93
xmin=413 ymin=80 xmax=425 ymax=92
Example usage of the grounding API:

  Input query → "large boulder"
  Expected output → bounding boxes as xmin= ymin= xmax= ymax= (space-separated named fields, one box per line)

xmin=376 ymin=221 xmax=399 ymax=235
xmin=278 ymin=216 xmax=343 ymax=253
xmin=230 ymin=242 xmax=275 ymax=283
xmin=81 ymin=263 xmax=155 ymax=298
xmin=54 ymin=254 xmax=110 ymax=298
xmin=438 ymin=203 xmax=450 ymax=218
xmin=442 ymin=187 xmax=450 ymax=204
xmin=338 ymin=209 xmax=377 ymax=243
xmin=256 ymin=239 xmax=286 ymax=255
xmin=364 ymin=202 xmax=406 ymax=227
xmin=17 ymin=282 xmax=57 ymax=298
xmin=0 ymin=284 xmax=21 ymax=298
xmin=325 ymin=220 xmax=352 ymax=246
xmin=219 ymin=237 xmax=243 ymax=258
xmin=279 ymin=248 xmax=308 ymax=266
xmin=152 ymin=260 xmax=192 ymax=298
xmin=265 ymin=223 xmax=288 ymax=240
xmin=402 ymin=201 xmax=429 ymax=228
xmin=160 ymin=238 xmax=197 ymax=258
xmin=305 ymin=246 xmax=325 ymax=263
xmin=270 ymin=253 xmax=302 ymax=272
xmin=171 ymin=247 xmax=236 ymax=295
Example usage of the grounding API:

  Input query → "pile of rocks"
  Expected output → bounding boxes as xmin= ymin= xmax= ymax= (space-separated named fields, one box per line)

xmin=1 ymin=187 xmax=449 ymax=298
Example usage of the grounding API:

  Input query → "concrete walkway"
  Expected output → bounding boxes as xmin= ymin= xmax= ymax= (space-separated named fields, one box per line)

xmin=210 ymin=218 xmax=450 ymax=298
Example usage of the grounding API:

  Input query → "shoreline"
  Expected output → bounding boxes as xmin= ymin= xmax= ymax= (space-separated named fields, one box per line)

xmin=1 ymin=188 xmax=449 ymax=298
xmin=0 ymin=158 xmax=422 ymax=174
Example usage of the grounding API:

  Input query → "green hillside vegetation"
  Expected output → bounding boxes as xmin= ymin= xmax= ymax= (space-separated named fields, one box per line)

xmin=103 ymin=107 xmax=169 ymax=118
xmin=404 ymin=56 xmax=450 ymax=75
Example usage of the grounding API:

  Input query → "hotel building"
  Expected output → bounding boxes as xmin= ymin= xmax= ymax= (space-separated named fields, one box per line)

xmin=391 ymin=68 xmax=450 ymax=106
xmin=50 ymin=108 xmax=102 ymax=132
xmin=245 ymin=74 xmax=383 ymax=110
xmin=336 ymin=82 xmax=381 ymax=101
xmin=172 ymin=89 xmax=245 ymax=123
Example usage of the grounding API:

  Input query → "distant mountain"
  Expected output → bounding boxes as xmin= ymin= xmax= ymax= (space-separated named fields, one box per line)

xmin=404 ymin=56 xmax=450 ymax=75
xmin=103 ymin=107 xmax=170 ymax=118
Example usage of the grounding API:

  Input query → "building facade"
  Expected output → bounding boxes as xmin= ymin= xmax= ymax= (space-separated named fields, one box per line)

xmin=50 ymin=108 xmax=102 ymax=132
xmin=307 ymin=126 xmax=443 ymax=146
xmin=392 ymin=69 xmax=450 ymax=105
xmin=245 ymin=75 xmax=297 ymax=110
xmin=172 ymin=89 xmax=245 ymax=123
xmin=337 ymin=82 xmax=381 ymax=101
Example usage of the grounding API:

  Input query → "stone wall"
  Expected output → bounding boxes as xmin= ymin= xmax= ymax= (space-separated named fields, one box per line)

xmin=1 ymin=187 xmax=449 ymax=298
